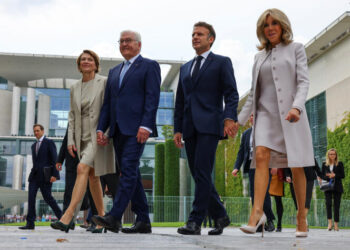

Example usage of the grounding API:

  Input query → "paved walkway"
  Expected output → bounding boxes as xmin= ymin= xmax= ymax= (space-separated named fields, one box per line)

xmin=0 ymin=226 xmax=349 ymax=249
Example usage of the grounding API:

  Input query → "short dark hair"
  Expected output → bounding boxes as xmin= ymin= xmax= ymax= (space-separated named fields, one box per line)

xmin=77 ymin=49 xmax=100 ymax=73
xmin=33 ymin=124 xmax=44 ymax=130
xmin=194 ymin=21 xmax=216 ymax=47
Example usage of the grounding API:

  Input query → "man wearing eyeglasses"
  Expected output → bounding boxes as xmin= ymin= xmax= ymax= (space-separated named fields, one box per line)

xmin=93 ymin=30 xmax=160 ymax=234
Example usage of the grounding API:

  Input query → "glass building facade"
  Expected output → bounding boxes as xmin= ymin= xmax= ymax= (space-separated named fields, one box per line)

xmin=305 ymin=92 xmax=327 ymax=165
xmin=0 ymin=86 xmax=175 ymax=197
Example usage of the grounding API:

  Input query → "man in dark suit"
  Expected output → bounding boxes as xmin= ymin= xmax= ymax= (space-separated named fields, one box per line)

xmin=19 ymin=124 xmax=62 ymax=230
xmin=93 ymin=30 xmax=160 ymax=234
xmin=174 ymin=22 xmax=239 ymax=235
xmin=232 ymin=115 xmax=275 ymax=232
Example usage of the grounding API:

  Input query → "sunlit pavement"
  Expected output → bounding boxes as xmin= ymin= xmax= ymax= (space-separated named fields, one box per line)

xmin=0 ymin=226 xmax=349 ymax=249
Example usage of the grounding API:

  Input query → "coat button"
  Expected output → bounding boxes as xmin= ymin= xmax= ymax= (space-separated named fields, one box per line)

xmin=273 ymin=57 xmax=276 ymax=60
xmin=278 ymin=88 xmax=282 ymax=92
xmin=275 ymin=77 xmax=278 ymax=81
xmin=280 ymin=100 xmax=283 ymax=103
xmin=272 ymin=66 xmax=276 ymax=70
xmin=281 ymin=111 xmax=285 ymax=115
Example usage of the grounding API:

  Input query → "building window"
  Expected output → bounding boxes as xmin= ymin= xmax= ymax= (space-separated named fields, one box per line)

xmin=0 ymin=141 xmax=17 ymax=155
xmin=306 ymin=92 xmax=327 ymax=165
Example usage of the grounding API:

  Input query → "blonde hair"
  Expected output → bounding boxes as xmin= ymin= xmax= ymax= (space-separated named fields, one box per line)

xmin=326 ymin=148 xmax=339 ymax=166
xmin=77 ymin=50 xmax=100 ymax=73
xmin=256 ymin=8 xmax=293 ymax=51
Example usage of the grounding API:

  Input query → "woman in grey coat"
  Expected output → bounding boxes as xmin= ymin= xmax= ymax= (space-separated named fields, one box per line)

xmin=239 ymin=9 xmax=314 ymax=237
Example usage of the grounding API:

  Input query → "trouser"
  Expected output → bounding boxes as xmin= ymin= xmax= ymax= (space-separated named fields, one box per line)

xmin=27 ymin=180 xmax=62 ymax=225
xmin=184 ymin=131 xmax=227 ymax=226
xmin=274 ymin=196 xmax=283 ymax=227
xmin=325 ymin=191 xmax=342 ymax=222
xmin=110 ymin=127 xmax=149 ymax=223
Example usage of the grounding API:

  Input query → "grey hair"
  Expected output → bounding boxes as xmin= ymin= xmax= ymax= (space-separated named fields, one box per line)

xmin=120 ymin=30 xmax=142 ymax=42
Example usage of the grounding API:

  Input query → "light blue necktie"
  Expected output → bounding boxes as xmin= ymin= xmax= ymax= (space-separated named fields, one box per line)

xmin=119 ymin=61 xmax=131 ymax=87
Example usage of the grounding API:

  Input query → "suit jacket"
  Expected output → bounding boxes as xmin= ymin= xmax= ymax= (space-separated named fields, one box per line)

xmin=29 ymin=137 xmax=59 ymax=182
xmin=234 ymin=127 xmax=252 ymax=174
xmin=57 ymin=128 xmax=79 ymax=172
xmin=174 ymin=52 xmax=239 ymax=139
xmin=68 ymin=74 xmax=116 ymax=177
xmin=238 ymin=42 xmax=314 ymax=168
xmin=98 ymin=55 xmax=161 ymax=137
xmin=322 ymin=162 xmax=345 ymax=193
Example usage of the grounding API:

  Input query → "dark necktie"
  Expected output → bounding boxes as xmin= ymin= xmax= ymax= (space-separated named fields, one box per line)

xmin=191 ymin=56 xmax=203 ymax=81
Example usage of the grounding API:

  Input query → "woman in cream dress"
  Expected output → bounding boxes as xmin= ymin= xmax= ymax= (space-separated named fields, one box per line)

xmin=51 ymin=50 xmax=115 ymax=232
xmin=239 ymin=9 xmax=314 ymax=237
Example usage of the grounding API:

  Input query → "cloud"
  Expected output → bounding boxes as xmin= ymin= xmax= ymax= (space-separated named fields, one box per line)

xmin=214 ymin=39 xmax=255 ymax=95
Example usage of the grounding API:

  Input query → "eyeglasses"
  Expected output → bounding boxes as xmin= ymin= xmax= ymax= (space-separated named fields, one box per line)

xmin=118 ymin=39 xmax=137 ymax=45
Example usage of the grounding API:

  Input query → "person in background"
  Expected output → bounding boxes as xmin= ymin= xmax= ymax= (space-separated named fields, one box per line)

xmin=19 ymin=124 xmax=62 ymax=230
xmin=322 ymin=148 xmax=345 ymax=231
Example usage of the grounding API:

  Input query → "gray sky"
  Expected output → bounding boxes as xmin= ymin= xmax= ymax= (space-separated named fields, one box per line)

xmin=1 ymin=0 xmax=349 ymax=94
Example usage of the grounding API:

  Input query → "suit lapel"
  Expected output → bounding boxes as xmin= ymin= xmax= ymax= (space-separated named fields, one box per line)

xmin=119 ymin=55 xmax=143 ymax=93
xmin=192 ymin=52 xmax=214 ymax=88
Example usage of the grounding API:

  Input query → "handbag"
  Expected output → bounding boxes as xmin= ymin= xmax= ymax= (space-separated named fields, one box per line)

xmin=319 ymin=179 xmax=335 ymax=192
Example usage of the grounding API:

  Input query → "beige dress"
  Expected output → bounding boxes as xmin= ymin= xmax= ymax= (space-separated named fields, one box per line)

xmin=80 ymin=79 xmax=95 ymax=167
xmin=255 ymin=54 xmax=287 ymax=154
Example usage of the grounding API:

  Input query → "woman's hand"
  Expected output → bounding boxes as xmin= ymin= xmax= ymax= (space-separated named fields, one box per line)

xmin=68 ymin=145 xmax=77 ymax=158
xmin=285 ymin=108 xmax=300 ymax=123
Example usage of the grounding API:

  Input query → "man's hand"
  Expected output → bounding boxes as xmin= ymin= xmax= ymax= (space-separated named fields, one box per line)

xmin=68 ymin=145 xmax=77 ymax=158
xmin=50 ymin=177 xmax=57 ymax=183
xmin=174 ymin=132 xmax=183 ymax=148
xmin=137 ymin=128 xmax=150 ymax=144
xmin=97 ymin=131 xmax=108 ymax=146
xmin=232 ymin=169 xmax=239 ymax=177
xmin=285 ymin=108 xmax=300 ymax=123
xmin=224 ymin=120 xmax=238 ymax=138
xmin=56 ymin=163 xmax=62 ymax=171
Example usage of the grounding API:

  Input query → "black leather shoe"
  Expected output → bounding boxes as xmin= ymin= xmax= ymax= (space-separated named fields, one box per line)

xmin=177 ymin=221 xmax=201 ymax=235
xmin=265 ymin=220 xmax=275 ymax=232
xmin=91 ymin=214 xmax=120 ymax=233
xmin=19 ymin=224 xmax=34 ymax=230
xmin=276 ymin=226 xmax=282 ymax=232
xmin=121 ymin=221 xmax=152 ymax=234
xmin=208 ymin=216 xmax=230 ymax=235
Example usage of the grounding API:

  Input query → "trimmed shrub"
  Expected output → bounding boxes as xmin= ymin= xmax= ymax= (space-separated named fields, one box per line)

xmin=154 ymin=143 xmax=165 ymax=222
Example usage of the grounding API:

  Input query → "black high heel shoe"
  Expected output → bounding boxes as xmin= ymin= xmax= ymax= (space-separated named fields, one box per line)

xmin=91 ymin=227 xmax=107 ymax=233
xmin=50 ymin=220 xmax=74 ymax=233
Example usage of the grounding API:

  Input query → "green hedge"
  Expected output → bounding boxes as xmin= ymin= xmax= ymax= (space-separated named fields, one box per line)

xmin=215 ymin=141 xmax=226 ymax=196
xmin=154 ymin=143 xmax=165 ymax=222
xmin=164 ymin=139 xmax=180 ymax=221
